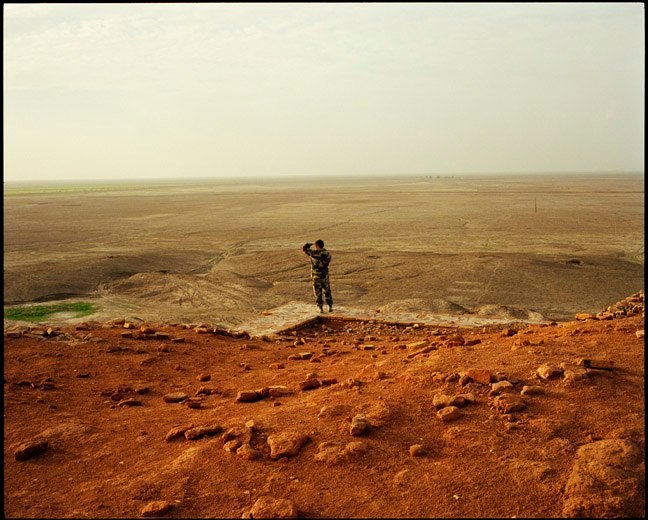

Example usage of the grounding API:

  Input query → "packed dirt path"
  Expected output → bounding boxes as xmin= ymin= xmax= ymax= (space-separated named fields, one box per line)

xmin=3 ymin=295 xmax=645 ymax=518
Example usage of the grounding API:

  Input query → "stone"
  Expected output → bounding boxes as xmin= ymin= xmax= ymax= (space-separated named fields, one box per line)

xmin=267 ymin=432 xmax=309 ymax=459
xmin=165 ymin=425 xmax=193 ymax=442
xmin=406 ymin=340 xmax=428 ymax=351
xmin=501 ymin=328 xmax=517 ymax=337
xmin=14 ymin=439 xmax=48 ymax=461
xmin=492 ymin=394 xmax=527 ymax=414
xmin=318 ymin=404 xmax=353 ymax=419
xmin=154 ymin=332 xmax=170 ymax=340
xmin=636 ymin=329 xmax=645 ymax=338
xmin=118 ymin=398 xmax=142 ymax=407
xmin=298 ymin=352 xmax=313 ymax=360
xmin=236 ymin=390 xmax=262 ymax=403
xmin=437 ymin=406 xmax=462 ymax=422
xmin=197 ymin=373 xmax=211 ymax=382
xmin=184 ymin=424 xmax=222 ymax=441
xmin=577 ymin=358 xmax=615 ymax=370
xmin=246 ymin=496 xmax=298 ymax=519
xmin=490 ymin=381 xmax=514 ymax=396
xmin=562 ymin=439 xmax=644 ymax=518
xmin=299 ymin=379 xmax=320 ymax=391
xmin=536 ymin=364 xmax=563 ymax=380
xmin=141 ymin=500 xmax=172 ymax=517
xmin=269 ymin=363 xmax=285 ymax=370
xmin=466 ymin=369 xmax=491 ymax=385
xmin=433 ymin=394 xmax=465 ymax=408
xmin=350 ymin=414 xmax=371 ymax=436
xmin=456 ymin=393 xmax=476 ymax=404
xmin=409 ymin=444 xmax=426 ymax=457
xmin=268 ymin=386 xmax=293 ymax=397
xmin=575 ymin=313 xmax=595 ymax=321
xmin=185 ymin=398 xmax=202 ymax=409
xmin=521 ymin=385 xmax=545 ymax=396
xmin=406 ymin=344 xmax=437 ymax=359
xmin=223 ymin=439 xmax=242 ymax=453
xmin=163 ymin=392 xmax=188 ymax=403
xmin=236 ymin=443 xmax=262 ymax=460
xmin=140 ymin=326 xmax=156 ymax=335
xmin=314 ymin=440 xmax=367 ymax=463
xmin=320 ymin=378 xmax=338 ymax=386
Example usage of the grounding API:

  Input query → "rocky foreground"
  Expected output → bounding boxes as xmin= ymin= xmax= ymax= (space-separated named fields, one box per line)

xmin=3 ymin=292 xmax=645 ymax=518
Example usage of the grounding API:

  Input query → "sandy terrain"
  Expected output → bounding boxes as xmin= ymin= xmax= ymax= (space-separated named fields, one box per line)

xmin=3 ymin=174 xmax=644 ymax=326
xmin=3 ymin=293 xmax=644 ymax=518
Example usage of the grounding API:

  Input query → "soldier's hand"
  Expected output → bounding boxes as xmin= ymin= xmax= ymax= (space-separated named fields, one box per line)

xmin=303 ymin=242 xmax=312 ymax=251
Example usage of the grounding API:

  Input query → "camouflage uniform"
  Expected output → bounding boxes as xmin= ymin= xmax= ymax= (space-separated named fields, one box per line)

xmin=303 ymin=246 xmax=333 ymax=309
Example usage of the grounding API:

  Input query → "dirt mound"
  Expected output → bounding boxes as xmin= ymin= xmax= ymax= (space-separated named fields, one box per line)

xmin=4 ymin=297 xmax=644 ymax=518
xmin=378 ymin=298 xmax=470 ymax=315
xmin=474 ymin=303 xmax=547 ymax=322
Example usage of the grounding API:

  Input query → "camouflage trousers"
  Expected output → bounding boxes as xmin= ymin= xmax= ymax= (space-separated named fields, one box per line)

xmin=311 ymin=273 xmax=333 ymax=307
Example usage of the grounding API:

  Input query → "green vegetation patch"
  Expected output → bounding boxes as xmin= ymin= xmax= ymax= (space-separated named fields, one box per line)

xmin=4 ymin=302 xmax=96 ymax=322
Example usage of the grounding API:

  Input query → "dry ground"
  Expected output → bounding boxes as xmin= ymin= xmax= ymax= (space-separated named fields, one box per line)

xmin=3 ymin=174 xmax=644 ymax=325
xmin=3 ymin=305 xmax=644 ymax=518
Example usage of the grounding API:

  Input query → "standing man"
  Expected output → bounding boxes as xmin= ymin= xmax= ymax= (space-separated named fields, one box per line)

xmin=303 ymin=240 xmax=333 ymax=313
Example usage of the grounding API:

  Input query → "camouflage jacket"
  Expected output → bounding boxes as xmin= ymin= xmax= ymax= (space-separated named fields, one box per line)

xmin=304 ymin=247 xmax=331 ymax=277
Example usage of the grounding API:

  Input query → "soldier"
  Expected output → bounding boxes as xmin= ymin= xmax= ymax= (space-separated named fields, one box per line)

xmin=302 ymin=239 xmax=333 ymax=313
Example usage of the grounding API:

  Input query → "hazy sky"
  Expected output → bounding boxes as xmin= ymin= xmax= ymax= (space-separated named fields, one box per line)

xmin=3 ymin=3 xmax=645 ymax=182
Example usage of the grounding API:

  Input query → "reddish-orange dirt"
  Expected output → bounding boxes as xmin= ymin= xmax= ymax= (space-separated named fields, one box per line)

xmin=3 ymin=299 xmax=645 ymax=518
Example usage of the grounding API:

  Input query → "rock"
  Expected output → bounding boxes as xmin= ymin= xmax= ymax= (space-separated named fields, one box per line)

xmin=575 ymin=313 xmax=595 ymax=321
xmin=318 ymin=404 xmax=353 ymax=419
xmin=140 ymin=326 xmax=156 ymax=335
xmin=577 ymin=358 xmax=615 ymax=370
xmin=236 ymin=390 xmax=262 ymax=403
xmin=490 ymin=381 xmax=514 ymax=396
xmin=437 ymin=406 xmax=462 ymax=422
xmin=492 ymin=394 xmax=527 ymax=414
xmin=171 ymin=337 xmax=185 ymax=343
xmin=433 ymin=394 xmax=466 ymax=408
xmin=163 ymin=392 xmax=188 ymax=403
xmin=223 ymin=439 xmax=242 ymax=453
xmin=314 ymin=440 xmax=367 ymax=463
xmin=320 ymin=378 xmax=338 ymax=386
xmin=521 ymin=385 xmax=545 ymax=396
xmin=562 ymin=439 xmax=644 ymax=518
xmin=464 ymin=338 xmax=481 ymax=346
xmin=236 ymin=443 xmax=262 ymax=460
xmin=409 ymin=444 xmax=426 ymax=457
xmin=118 ymin=398 xmax=142 ymax=407
xmin=197 ymin=373 xmax=211 ymax=382
xmin=501 ymin=328 xmax=517 ymax=337
xmin=185 ymin=398 xmax=202 ymax=409
xmin=141 ymin=500 xmax=172 ymax=517
xmin=466 ymin=368 xmax=491 ymax=385
xmin=268 ymin=386 xmax=293 ymax=397
xmin=269 ymin=363 xmax=285 ymax=370
xmin=456 ymin=393 xmax=476 ymax=404
xmin=246 ymin=496 xmax=298 ymax=519
xmin=14 ymin=439 xmax=48 ymax=461
xmin=223 ymin=425 xmax=253 ymax=445
xmin=406 ymin=344 xmax=437 ymax=358
xmin=76 ymin=372 xmax=91 ymax=378
xmin=195 ymin=386 xmax=216 ymax=396
xmin=298 ymin=352 xmax=313 ymax=360
xmin=299 ymin=379 xmax=320 ymax=391
xmin=267 ymin=432 xmax=309 ymax=459
xmin=563 ymin=369 xmax=589 ymax=384
xmin=165 ymin=425 xmax=194 ymax=442
xmin=184 ymin=424 xmax=222 ymax=441
xmin=636 ymin=329 xmax=644 ymax=338
xmin=536 ymin=364 xmax=564 ymax=380
xmin=406 ymin=340 xmax=428 ymax=351
xmin=350 ymin=414 xmax=371 ymax=436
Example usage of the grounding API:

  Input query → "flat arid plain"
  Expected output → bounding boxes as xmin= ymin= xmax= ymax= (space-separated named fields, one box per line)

xmin=3 ymin=174 xmax=645 ymax=519
xmin=3 ymin=174 xmax=645 ymax=325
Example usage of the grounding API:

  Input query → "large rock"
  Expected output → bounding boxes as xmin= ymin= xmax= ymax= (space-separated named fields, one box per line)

xmin=466 ymin=369 xmax=491 ymax=385
xmin=267 ymin=432 xmax=309 ymax=459
xmin=563 ymin=439 xmax=644 ymax=518
xmin=437 ymin=406 xmax=462 ymax=422
xmin=536 ymin=364 xmax=563 ymax=380
xmin=245 ymin=496 xmax=298 ymax=519
xmin=492 ymin=394 xmax=527 ymax=414
xmin=349 ymin=414 xmax=371 ymax=436
xmin=14 ymin=439 xmax=48 ymax=461
xmin=163 ymin=392 xmax=188 ymax=403
xmin=236 ymin=390 xmax=262 ymax=403
xmin=141 ymin=500 xmax=172 ymax=517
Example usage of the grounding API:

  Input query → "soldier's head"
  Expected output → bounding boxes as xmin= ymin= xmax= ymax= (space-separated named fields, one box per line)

xmin=315 ymin=240 xmax=324 ymax=249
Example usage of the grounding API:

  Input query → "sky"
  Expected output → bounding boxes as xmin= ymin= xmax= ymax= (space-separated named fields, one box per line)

xmin=3 ymin=2 xmax=645 ymax=182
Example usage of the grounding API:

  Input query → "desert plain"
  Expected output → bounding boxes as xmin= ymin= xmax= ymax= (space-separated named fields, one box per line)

xmin=3 ymin=173 xmax=645 ymax=519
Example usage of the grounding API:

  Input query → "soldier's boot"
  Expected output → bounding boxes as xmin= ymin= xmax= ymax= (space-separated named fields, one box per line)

xmin=328 ymin=304 xmax=333 ymax=312
xmin=317 ymin=304 xmax=324 ymax=313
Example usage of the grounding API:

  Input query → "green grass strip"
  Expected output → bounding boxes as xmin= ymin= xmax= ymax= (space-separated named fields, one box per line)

xmin=4 ymin=302 xmax=96 ymax=322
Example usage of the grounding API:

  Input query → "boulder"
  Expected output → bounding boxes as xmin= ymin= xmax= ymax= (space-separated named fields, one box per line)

xmin=14 ymin=439 xmax=48 ymax=461
xmin=562 ymin=439 xmax=644 ymax=518
xmin=490 ymin=381 xmax=514 ymax=396
xmin=536 ymin=364 xmax=564 ymax=380
xmin=141 ymin=500 xmax=172 ymax=517
xmin=236 ymin=390 xmax=262 ymax=403
xmin=267 ymin=432 xmax=309 ymax=459
xmin=437 ymin=406 xmax=462 ymax=422
xmin=350 ymin=414 xmax=371 ymax=436
xmin=492 ymin=394 xmax=527 ymax=414
xmin=163 ymin=392 xmax=188 ymax=403
xmin=245 ymin=496 xmax=298 ymax=519
xmin=466 ymin=369 xmax=492 ymax=385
